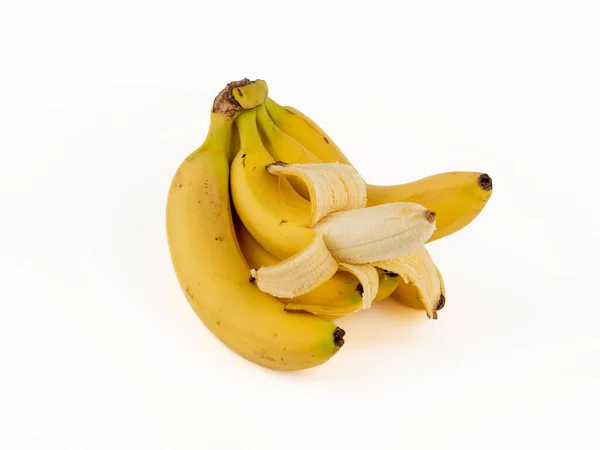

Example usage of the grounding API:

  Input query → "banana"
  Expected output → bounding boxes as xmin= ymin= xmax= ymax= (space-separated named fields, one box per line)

xmin=366 ymin=172 xmax=492 ymax=242
xmin=166 ymin=79 xmax=345 ymax=371
xmin=245 ymin=198 xmax=436 ymax=305
xmin=250 ymin=233 xmax=339 ymax=298
xmin=255 ymin=103 xmax=320 ymax=198
xmin=312 ymin=203 xmax=437 ymax=264
xmin=235 ymin=221 xmax=364 ymax=309
xmin=264 ymin=97 xmax=353 ymax=166
xmin=264 ymin=97 xmax=493 ymax=242
xmin=266 ymin=161 xmax=367 ymax=227
xmin=230 ymin=107 xmax=315 ymax=260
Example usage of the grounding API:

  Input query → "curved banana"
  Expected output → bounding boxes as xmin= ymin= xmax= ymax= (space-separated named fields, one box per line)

xmin=367 ymin=172 xmax=492 ymax=242
xmin=166 ymin=79 xmax=344 ymax=371
xmin=230 ymin=107 xmax=314 ymax=261
xmin=264 ymin=97 xmax=353 ymax=166
xmin=264 ymin=97 xmax=493 ymax=242
xmin=235 ymin=221 xmax=364 ymax=309
xmin=284 ymin=269 xmax=401 ymax=319
xmin=255 ymin=103 xmax=320 ymax=198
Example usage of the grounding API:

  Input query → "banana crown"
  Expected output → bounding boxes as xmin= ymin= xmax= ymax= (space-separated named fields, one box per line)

xmin=249 ymin=160 xmax=437 ymax=310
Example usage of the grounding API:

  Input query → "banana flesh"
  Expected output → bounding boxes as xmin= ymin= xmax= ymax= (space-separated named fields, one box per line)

xmin=235 ymin=220 xmax=364 ymax=308
xmin=312 ymin=203 xmax=437 ymax=264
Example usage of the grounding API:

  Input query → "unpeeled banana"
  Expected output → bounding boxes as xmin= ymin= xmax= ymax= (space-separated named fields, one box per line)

xmin=166 ymin=78 xmax=494 ymax=371
xmin=166 ymin=80 xmax=344 ymax=371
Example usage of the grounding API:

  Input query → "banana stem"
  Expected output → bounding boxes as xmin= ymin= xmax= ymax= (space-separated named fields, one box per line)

xmin=200 ymin=113 xmax=234 ymax=152
xmin=212 ymin=78 xmax=268 ymax=117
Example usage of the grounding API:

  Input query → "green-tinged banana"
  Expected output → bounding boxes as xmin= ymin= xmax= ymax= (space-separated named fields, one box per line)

xmin=166 ymin=79 xmax=345 ymax=371
xmin=284 ymin=270 xmax=401 ymax=319
xmin=264 ymin=97 xmax=492 ymax=242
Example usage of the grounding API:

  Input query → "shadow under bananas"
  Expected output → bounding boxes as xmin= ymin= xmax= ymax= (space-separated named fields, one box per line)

xmin=332 ymin=299 xmax=427 ymax=346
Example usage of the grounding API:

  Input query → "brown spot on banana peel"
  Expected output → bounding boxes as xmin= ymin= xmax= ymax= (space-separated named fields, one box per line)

xmin=333 ymin=327 xmax=346 ymax=348
xmin=356 ymin=283 xmax=364 ymax=296
xmin=478 ymin=173 xmax=493 ymax=191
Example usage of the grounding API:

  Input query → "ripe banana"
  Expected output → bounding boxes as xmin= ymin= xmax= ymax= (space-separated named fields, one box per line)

xmin=264 ymin=97 xmax=493 ymax=242
xmin=284 ymin=269 xmax=401 ymax=319
xmin=264 ymin=97 xmax=353 ymax=166
xmin=230 ymin=107 xmax=314 ymax=261
xmin=235 ymin=221 xmax=364 ymax=309
xmin=255 ymin=103 xmax=320 ymax=198
xmin=367 ymin=172 xmax=492 ymax=242
xmin=166 ymin=79 xmax=345 ymax=371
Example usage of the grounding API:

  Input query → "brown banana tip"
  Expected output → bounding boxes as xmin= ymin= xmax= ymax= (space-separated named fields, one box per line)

xmin=478 ymin=173 xmax=493 ymax=191
xmin=212 ymin=78 xmax=252 ymax=116
xmin=425 ymin=210 xmax=437 ymax=224
xmin=437 ymin=293 xmax=446 ymax=311
xmin=333 ymin=327 xmax=346 ymax=348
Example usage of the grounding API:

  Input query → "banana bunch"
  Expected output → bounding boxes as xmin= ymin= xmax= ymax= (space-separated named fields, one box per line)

xmin=166 ymin=79 xmax=493 ymax=371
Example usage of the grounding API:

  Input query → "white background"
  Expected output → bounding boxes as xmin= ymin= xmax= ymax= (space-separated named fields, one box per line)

xmin=1 ymin=1 xmax=599 ymax=449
